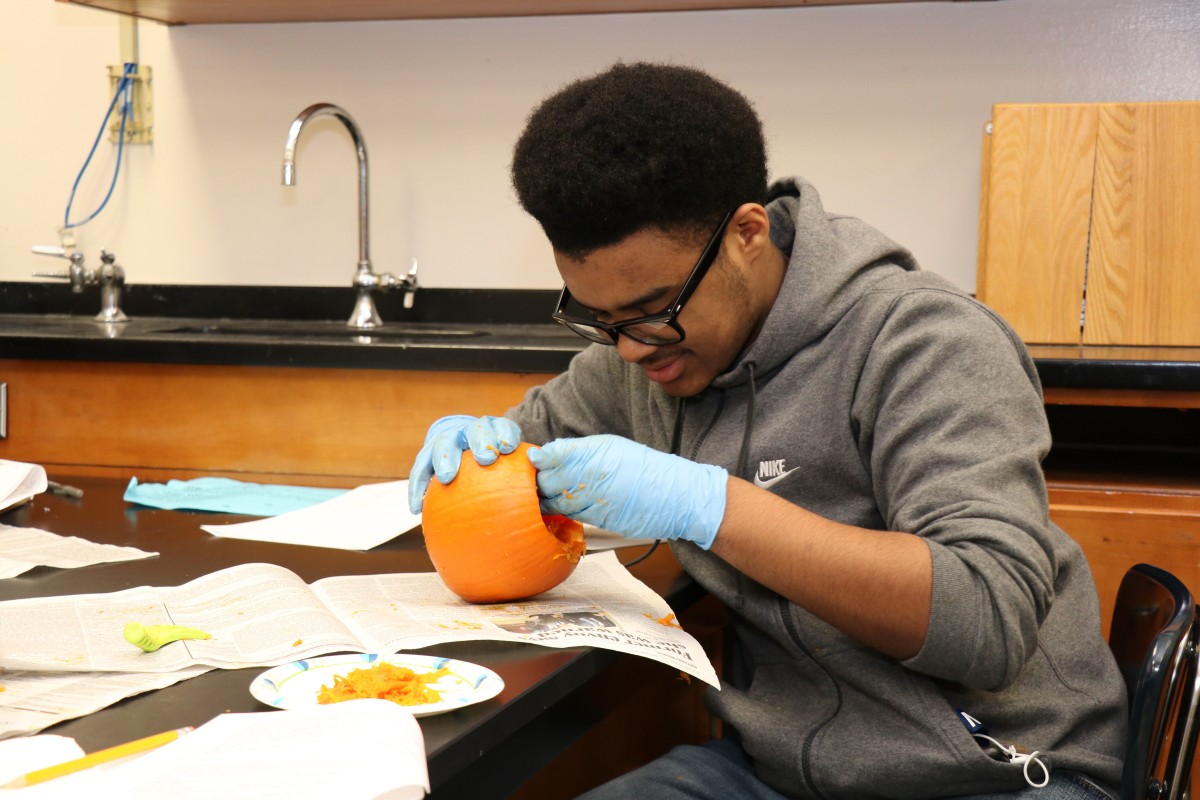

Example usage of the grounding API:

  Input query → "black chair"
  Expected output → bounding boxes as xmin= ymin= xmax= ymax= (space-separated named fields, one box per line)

xmin=1109 ymin=564 xmax=1200 ymax=800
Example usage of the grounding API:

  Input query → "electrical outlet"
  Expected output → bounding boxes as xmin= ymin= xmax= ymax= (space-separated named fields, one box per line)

xmin=107 ymin=64 xmax=153 ymax=145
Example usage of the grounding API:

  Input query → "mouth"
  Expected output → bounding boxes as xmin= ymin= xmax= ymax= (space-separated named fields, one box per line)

xmin=640 ymin=352 xmax=685 ymax=384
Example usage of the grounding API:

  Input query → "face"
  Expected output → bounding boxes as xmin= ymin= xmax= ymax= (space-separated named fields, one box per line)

xmin=554 ymin=222 xmax=760 ymax=398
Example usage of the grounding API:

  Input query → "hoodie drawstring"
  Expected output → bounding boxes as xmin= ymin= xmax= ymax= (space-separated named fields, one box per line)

xmin=736 ymin=362 xmax=758 ymax=479
xmin=670 ymin=397 xmax=686 ymax=456
xmin=671 ymin=363 xmax=757 ymax=479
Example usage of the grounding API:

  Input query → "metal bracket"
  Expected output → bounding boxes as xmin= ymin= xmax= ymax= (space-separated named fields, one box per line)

xmin=108 ymin=64 xmax=153 ymax=144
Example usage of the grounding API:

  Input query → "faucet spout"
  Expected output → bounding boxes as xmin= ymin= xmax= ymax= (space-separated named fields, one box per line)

xmin=282 ymin=102 xmax=418 ymax=328
xmin=282 ymin=102 xmax=370 ymax=274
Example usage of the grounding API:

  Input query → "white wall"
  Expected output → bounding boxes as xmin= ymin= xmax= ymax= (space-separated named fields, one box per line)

xmin=2 ymin=0 xmax=1197 ymax=293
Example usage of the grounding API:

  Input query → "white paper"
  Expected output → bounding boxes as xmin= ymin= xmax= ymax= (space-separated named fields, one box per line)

xmin=583 ymin=525 xmax=659 ymax=552
xmin=200 ymin=480 xmax=420 ymax=551
xmin=0 ymin=667 xmax=211 ymax=740
xmin=0 ymin=461 xmax=47 ymax=515
xmin=0 ymin=735 xmax=83 ymax=785
xmin=127 ymin=700 xmax=426 ymax=799
xmin=0 ymin=552 xmax=719 ymax=687
xmin=0 ymin=525 xmax=157 ymax=579
xmin=13 ymin=700 xmax=428 ymax=800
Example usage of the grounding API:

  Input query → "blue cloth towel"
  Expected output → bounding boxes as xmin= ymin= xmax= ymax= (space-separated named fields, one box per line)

xmin=123 ymin=477 xmax=347 ymax=516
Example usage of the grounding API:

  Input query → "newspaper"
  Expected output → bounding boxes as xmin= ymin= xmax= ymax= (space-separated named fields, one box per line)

xmin=0 ymin=667 xmax=212 ymax=739
xmin=0 ymin=551 xmax=719 ymax=687
xmin=0 ymin=524 xmax=157 ymax=579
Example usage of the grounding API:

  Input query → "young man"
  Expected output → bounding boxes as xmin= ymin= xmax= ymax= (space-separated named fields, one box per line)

xmin=409 ymin=62 xmax=1127 ymax=800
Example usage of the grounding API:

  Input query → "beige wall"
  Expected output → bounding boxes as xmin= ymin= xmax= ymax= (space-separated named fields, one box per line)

xmin=2 ymin=1 xmax=1197 ymax=294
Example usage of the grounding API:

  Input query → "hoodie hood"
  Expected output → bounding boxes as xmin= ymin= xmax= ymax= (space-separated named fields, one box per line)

xmin=711 ymin=177 xmax=920 ymax=390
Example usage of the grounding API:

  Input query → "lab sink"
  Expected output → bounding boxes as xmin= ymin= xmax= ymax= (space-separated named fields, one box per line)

xmin=154 ymin=320 xmax=488 ymax=340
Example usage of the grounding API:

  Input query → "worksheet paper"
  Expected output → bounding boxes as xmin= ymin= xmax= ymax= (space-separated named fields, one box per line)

xmin=0 ymin=667 xmax=212 ymax=739
xmin=0 ymin=461 xmax=47 ymax=515
xmin=200 ymin=480 xmax=420 ymax=551
xmin=0 ymin=551 xmax=719 ymax=687
xmin=0 ymin=734 xmax=83 ymax=787
xmin=0 ymin=524 xmax=157 ymax=579
xmin=4 ymin=700 xmax=428 ymax=800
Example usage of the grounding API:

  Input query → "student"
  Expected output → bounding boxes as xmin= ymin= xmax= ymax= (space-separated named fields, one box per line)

xmin=409 ymin=62 xmax=1126 ymax=800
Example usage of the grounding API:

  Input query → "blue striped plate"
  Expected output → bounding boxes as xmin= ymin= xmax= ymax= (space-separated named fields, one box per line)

xmin=249 ymin=653 xmax=504 ymax=717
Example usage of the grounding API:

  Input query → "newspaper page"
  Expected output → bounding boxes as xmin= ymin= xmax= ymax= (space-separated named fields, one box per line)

xmin=0 ymin=563 xmax=365 ymax=672
xmin=0 ymin=552 xmax=718 ymax=687
xmin=312 ymin=550 xmax=719 ymax=687
xmin=0 ymin=667 xmax=212 ymax=739
xmin=0 ymin=524 xmax=157 ymax=579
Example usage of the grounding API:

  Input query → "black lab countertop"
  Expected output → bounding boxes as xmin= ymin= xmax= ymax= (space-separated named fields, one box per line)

xmin=3 ymin=282 xmax=1199 ymax=389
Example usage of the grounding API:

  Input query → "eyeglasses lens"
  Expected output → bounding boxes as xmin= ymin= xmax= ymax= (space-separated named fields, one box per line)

xmin=618 ymin=321 xmax=681 ymax=345
xmin=559 ymin=318 xmax=682 ymax=346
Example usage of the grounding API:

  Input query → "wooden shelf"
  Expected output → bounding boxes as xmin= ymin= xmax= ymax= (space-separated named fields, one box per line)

xmin=58 ymin=0 xmax=959 ymax=25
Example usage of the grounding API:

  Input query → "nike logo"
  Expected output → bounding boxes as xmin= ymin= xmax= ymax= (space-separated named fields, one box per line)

xmin=754 ymin=459 xmax=800 ymax=489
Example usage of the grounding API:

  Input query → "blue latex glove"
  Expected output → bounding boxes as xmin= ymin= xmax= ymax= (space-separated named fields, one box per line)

xmin=528 ymin=435 xmax=728 ymax=550
xmin=408 ymin=414 xmax=522 ymax=514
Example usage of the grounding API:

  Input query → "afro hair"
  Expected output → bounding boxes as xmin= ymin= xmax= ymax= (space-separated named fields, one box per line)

xmin=511 ymin=62 xmax=768 ymax=257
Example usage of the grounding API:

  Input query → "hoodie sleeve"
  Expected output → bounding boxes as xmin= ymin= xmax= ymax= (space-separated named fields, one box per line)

xmin=504 ymin=343 xmax=636 ymax=445
xmin=852 ymin=286 xmax=1060 ymax=691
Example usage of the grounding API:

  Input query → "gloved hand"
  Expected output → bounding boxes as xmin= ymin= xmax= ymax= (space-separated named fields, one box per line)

xmin=408 ymin=415 xmax=523 ymax=514
xmin=528 ymin=435 xmax=728 ymax=550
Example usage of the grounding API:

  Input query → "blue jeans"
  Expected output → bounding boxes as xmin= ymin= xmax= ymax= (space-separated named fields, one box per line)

xmin=574 ymin=740 xmax=1116 ymax=800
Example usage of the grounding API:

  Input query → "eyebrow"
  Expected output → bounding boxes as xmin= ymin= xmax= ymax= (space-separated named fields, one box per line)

xmin=578 ymin=284 xmax=675 ymax=317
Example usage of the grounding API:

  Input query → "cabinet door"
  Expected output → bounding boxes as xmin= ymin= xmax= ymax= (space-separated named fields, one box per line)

xmin=1085 ymin=103 xmax=1200 ymax=346
xmin=976 ymin=103 xmax=1097 ymax=345
xmin=979 ymin=101 xmax=1200 ymax=347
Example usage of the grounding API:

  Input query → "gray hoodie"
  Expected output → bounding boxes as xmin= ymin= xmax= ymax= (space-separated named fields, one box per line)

xmin=509 ymin=177 xmax=1127 ymax=800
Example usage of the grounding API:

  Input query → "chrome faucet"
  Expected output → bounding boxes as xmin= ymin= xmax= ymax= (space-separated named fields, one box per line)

xmin=281 ymin=102 xmax=418 ymax=329
xmin=31 ymin=246 xmax=129 ymax=323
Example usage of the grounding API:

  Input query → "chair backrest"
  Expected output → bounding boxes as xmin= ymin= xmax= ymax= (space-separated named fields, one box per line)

xmin=1109 ymin=563 xmax=1200 ymax=800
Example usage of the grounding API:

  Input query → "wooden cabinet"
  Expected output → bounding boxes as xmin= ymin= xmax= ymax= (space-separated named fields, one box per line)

xmin=1040 ymin=390 xmax=1200 ymax=634
xmin=1041 ymin=390 xmax=1200 ymax=795
xmin=1050 ymin=489 xmax=1200 ymax=636
xmin=59 ymin=0 xmax=956 ymax=25
xmin=977 ymin=102 xmax=1200 ymax=347
xmin=0 ymin=359 xmax=550 ymax=486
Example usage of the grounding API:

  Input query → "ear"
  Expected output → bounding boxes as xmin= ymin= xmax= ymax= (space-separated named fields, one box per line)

xmin=730 ymin=203 xmax=771 ymax=261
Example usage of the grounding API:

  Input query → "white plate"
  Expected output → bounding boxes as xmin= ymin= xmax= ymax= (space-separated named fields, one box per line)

xmin=249 ymin=653 xmax=504 ymax=717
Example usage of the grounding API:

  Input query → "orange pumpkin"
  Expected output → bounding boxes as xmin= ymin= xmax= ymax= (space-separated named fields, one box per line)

xmin=422 ymin=442 xmax=586 ymax=603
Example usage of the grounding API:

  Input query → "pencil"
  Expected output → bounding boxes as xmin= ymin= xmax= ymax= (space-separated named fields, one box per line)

xmin=2 ymin=726 xmax=193 ymax=788
xmin=46 ymin=480 xmax=84 ymax=499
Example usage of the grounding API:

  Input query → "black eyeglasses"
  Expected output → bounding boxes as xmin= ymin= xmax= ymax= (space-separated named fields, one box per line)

xmin=551 ymin=208 xmax=735 ymax=346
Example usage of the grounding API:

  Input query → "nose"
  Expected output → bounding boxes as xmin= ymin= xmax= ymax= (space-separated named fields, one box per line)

xmin=615 ymin=334 xmax=659 ymax=364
